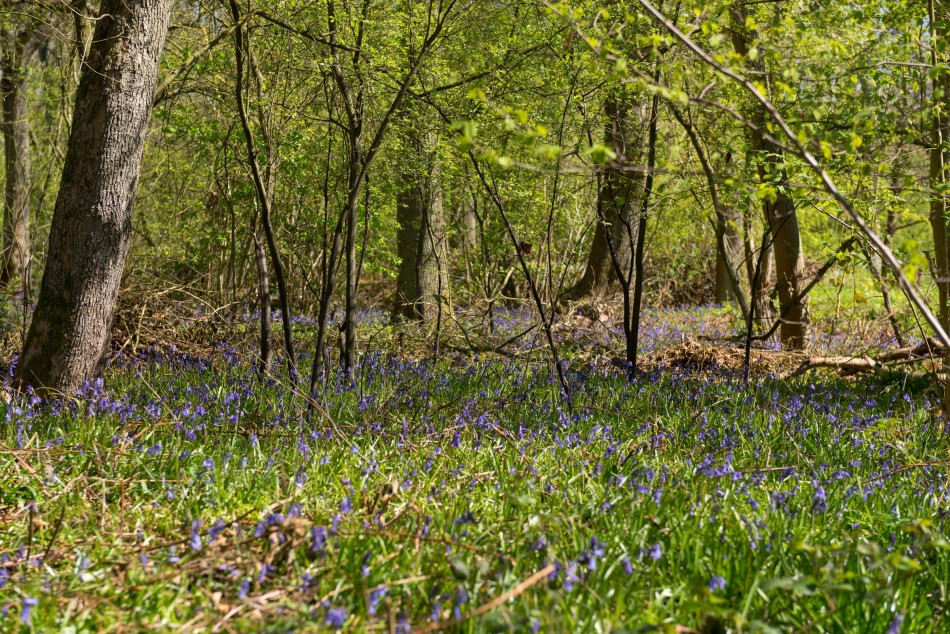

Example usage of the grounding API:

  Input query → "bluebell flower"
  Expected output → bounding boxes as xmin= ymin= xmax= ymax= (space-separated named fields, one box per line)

xmin=208 ymin=519 xmax=226 ymax=544
xmin=190 ymin=520 xmax=202 ymax=551
xmin=20 ymin=597 xmax=37 ymax=626
xmin=708 ymin=575 xmax=726 ymax=592
xmin=622 ymin=556 xmax=633 ymax=576
xmin=326 ymin=606 xmax=347 ymax=628
xmin=368 ymin=587 xmax=387 ymax=616
xmin=563 ymin=561 xmax=581 ymax=591
xmin=312 ymin=526 xmax=328 ymax=553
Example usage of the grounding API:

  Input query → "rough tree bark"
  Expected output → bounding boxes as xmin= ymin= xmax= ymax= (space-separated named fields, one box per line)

xmin=395 ymin=138 xmax=448 ymax=321
xmin=929 ymin=0 xmax=950 ymax=418
xmin=564 ymin=95 xmax=647 ymax=300
xmin=14 ymin=0 xmax=174 ymax=392
xmin=1 ymin=27 xmax=32 ymax=292
xmin=731 ymin=6 xmax=808 ymax=349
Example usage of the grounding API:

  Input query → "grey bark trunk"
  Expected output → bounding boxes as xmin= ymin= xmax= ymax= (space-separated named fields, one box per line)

xmin=1 ymin=30 xmax=31 ymax=292
xmin=395 ymin=144 xmax=448 ymax=322
xmin=14 ymin=0 xmax=173 ymax=392
xmin=715 ymin=217 xmax=743 ymax=304
xmin=459 ymin=191 xmax=477 ymax=252
xmin=566 ymin=95 xmax=646 ymax=300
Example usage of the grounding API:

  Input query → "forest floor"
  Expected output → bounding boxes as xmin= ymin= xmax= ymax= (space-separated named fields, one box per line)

xmin=0 ymin=304 xmax=947 ymax=632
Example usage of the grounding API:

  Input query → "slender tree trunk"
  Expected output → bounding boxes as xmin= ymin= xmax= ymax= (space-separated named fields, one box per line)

xmin=460 ymin=190 xmax=478 ymax=252
xmin=565 ymin=95 xmax=644 ymax=300
xmin=71 ymin=0 xmax=94 ymax=64
xmin=14 ymin=0 xmax=174 ymax=392
xmin=342 ymin=142 xmax=361 ymax=375
xmin=929 ymin=0 xmax=950 ymax=418
xmin=253 ymin=224 xmax=272 ymax=376
xmin=732 ymin=6 xmax=807 ymax=349
xmin=670 ymin=106 xmax=749 ymax=315
xmin=230 ymin=1 xmax=297 ymax=384
xmin=0 ymin=31 xmax=31 ymax=293
xmin=627 ymin=87 xmax=660 ymax=378
xmin=395 ymin=150 xmax=448 ymax=322
xmin=745 ymin=213 xmax=774 ymax=328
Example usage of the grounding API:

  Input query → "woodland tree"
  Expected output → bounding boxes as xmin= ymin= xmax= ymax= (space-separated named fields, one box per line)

xmin=14 ymin=0 xmax=174 ymax=392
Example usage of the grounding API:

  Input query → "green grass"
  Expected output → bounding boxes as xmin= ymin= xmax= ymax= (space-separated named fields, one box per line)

xmin=0 ymin=348 xmax=948 ymax=632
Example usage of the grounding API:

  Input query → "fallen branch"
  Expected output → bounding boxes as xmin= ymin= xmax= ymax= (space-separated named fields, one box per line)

xmin=795 ymin=339 xmax=946 ymax=375
xmin=798 ymin=356 xmax=878 ymax=372
xmin=877 ymin=338 xmax=944 ymax=362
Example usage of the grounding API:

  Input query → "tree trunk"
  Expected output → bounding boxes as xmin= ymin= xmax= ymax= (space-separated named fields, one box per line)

xmin=565 ymin=95 xmax=645 ymax=300
xmin=253 ymin=224 xmax=272 ymax=376
xmin=230 ymin=0 xmax=297 ymax=383
xmin=1 ymin=28 xmax=32 ymax=293
xmin=395 ymin=150 xmax=448 ymax=322
xmin=670 ymin=105 xmax=748 ymax=314
xmin=71 ymin=0 xmax=94 ymax=63
xmin=342 ymin=141 xmax=361 ymax=375
xmin=763 ymin=183 xmax=808 ymax=349
xmin=715 ymin=215 xmax=743 ymax=304
xmin=745 ymin=213 xmax=774 ymax=328
xmin=14 ymin=0 xmax=173 ymax=392
xmin=459 ymin=190 xmax=477 ymax=252
xmin=732 ymin=6 xmax=807 ymax=349
xmin=929 ymin=0 xmax=950 ymax=418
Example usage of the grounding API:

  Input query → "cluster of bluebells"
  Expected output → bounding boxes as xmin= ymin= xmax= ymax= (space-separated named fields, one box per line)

xmin=0 ymin=304 xmax=946 ymax=631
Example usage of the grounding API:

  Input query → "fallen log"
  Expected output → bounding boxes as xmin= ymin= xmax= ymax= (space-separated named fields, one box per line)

xmin=794 ymin=339 xmax=947 ymax=376
xmin=799 ymin=356 xmax=877 ymax=372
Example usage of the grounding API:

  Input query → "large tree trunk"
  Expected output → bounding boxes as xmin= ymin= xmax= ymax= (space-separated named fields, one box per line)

xmin=930 ymin=0 xmax=950 ymax=418
xmin=1 ymin=28 xmax=32 ymax=293
xmin=732 ymin=6 xmax=807 ymax=349
xmin=14 ymin=0 xmax=173 ymax=392
xmin=395 ymin=149 xmax=449 ymax=322
xmin=565 ymin=95 xmax=645 ymax=300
